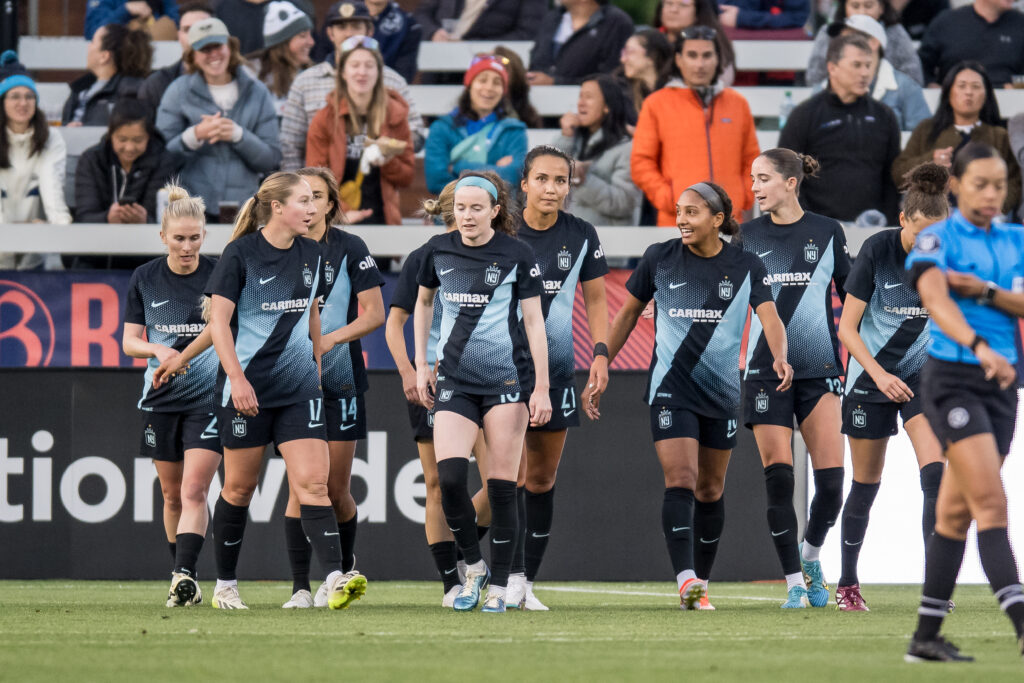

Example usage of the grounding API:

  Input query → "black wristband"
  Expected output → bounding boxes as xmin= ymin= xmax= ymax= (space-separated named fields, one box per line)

xmin=969 ymin=334 xmax=988 ymax=352
xmin=593 ymin=342 xmax=609 ymax=359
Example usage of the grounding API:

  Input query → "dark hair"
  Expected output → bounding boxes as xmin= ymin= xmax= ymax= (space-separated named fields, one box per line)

xmin=522 ymin=144 xmax=574 ymax=185
xmin=296 ymin=166 xmax=343 ymax=232
xmin=655 ymin=0 xmax=735 ymax=73
xmin=455 ymin=169 xmax=517 ymax=236
xmin=99 ymin=24 xmax=153 ymax=78
xmin=900 ymin=162 xmax=949 ymax=219
xmin=835 ymin=0 xmax=899 ymax=25
xmin=826 ymin=32 xmax=871 ymax=65
xmin=575 ymin=74 xmax=634 ymax=161
xmin=620 ymin=29 xmax=672 ymax=113
xmin=672 ymin=25 xmax=730 ymax=84
xmin=0 ymin=91 xmax=48 ymax=167
xmin=685 ymin=181 xmax=739 ymax=236
xmin=256 ymin=41 xmax=308 ymax=97
xmin=184 ymin=36 xmax=246 ymax=78
xmin=927 ymin=62 xmax=1001 ymax=144
xmin=177 ymin=2 xmax=215 ymax=18
xmin=758 ymin=148 xmax=820 ymax=193
xmin=493 ymin=46 xmax=541 ymax=128
xmin=106 ymin=98 xmax=158 ymax=138
xmin=456 ymin=86 xmax=512 ymax=124
xmin=951 ymin=141 xmax=1003 ymax=179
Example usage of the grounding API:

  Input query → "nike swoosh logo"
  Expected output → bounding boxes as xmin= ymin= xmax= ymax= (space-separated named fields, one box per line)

xmin=671 ymin=526 xmax=690 ymax=532
xmin=323 ymin=531 xmax=339 ymax=537
xmin=884 ymin=282 xmax=901 ymax=289
xmin=223 ymin=539 xmax=241 ymax=546
xmin=668 ymin=282 xmax=687 ymax=289
xmin=200 ymin=432 xmax=218 ymax=440
xmin=308 ymin=421 xmax=323 ymax=428
xmin=844 ymin=540 xmax=863 ymax=546
xmin=758 ymin=251 xmax=772 ymax=258
xmin=531 ymin=532 xmax=550 ymax=538
xmin=338 ymin=424 xmax=355 ymax=431
xmin=492 ymin=539 xmax=511 ymax=544
xmin=259 ymin=276 xmax=276 ymax=285
xmin=771 ymin=529 xmax=789 ymax=537
xmin=562 ymin=409 xmax=575 ymax=417
xmin=444 ymin=568 xmax=457 ymax=575
xmin=699 ymin=537 xmax=720 ymax=544
xmin=151 ymin=300 xmax=169 ymax=308
xmin=439 ymin=268 xmax=455 ymax=276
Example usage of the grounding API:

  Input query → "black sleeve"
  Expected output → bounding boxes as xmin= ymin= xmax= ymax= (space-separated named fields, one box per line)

xmin=390 ymin=250 xmax=421 ymax=313
xmin=73 ymin=146 xmax=111 ymax=223
xmin=412 ymin=0 xmax=442 ymax=39
xmin=392 ymin=19 xmax=422 ymax=82
xmin=625 ymin=246 xmax=657 ymax=302
xmin=347 ymin=235 xmax=386 ymax=294
xmin=510 ymin=0 xmax=547 ymax=39
xmin=843 ymin=237 xmax=877 ymax=302
xmin=832 ymin=220 xmax=853 ymax=297
xmin=748 ymin=256 xmax=773 ymax=308
xmin=778 ymin=101 xmax=809 ymax=153
xmin=917 ymin=16 xmax=942 ymax=83
xmin=580 ymin=222 xmax=610 ymax=281
xmin=123 ymin=268 xmax=146 ymax=325
xmin=314 ymin=243 xmax=327 ymax=300
xmin=416 ymin=242 xmax=440 ymax=289
xmin=528 ymin=9 xmax=559 ymax=72
xmin=589 ymin=12 xmax=634 ymax=83
xmin=205 ymin=243 xmax=247 ymax=303
xmin=881 ymin=109 xmax=902 ymax=225
xmin=516 ymin=243 xmax=543 ymax=299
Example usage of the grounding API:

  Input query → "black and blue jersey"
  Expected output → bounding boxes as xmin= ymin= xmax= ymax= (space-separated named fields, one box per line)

xmin=416 ymin=230 xmax=543 ymax=395
xmin=740 ymin=212 xmax=852 ymax=380
xmin=391 ymin=243 xmax=443 ymax=366
xmin=205 ymin=230 xmax=325 ymax=409
xmin=124 ymin=255 xmax=219 ymax=413
xmin=845 ymin=229 xmax=929 ymax=402
xmin=517 ymin=211 xmax=609 ymax=388
xmin=318 ymin=228 xmax=384 ymax=399
xmin=627 ymin=238 xmax=773 ymax=417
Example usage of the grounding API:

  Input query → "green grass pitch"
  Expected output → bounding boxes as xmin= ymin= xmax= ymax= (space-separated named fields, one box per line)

xmin=1 ymin=581 xmax=1021 ymax=681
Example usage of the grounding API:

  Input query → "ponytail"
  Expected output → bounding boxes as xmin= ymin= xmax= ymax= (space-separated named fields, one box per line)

xmin=229 ymin=171 xmax=306 ymax=242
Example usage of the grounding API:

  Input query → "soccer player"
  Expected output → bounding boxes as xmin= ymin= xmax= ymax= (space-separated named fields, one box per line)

xmin=904 ymin=142 xmax=1024 ymax=662
xmin=205 ymin=171 xmax=363 ymax=610
xmin=742 ymin=149 xmax=852 ymax=608
xmin=122 ymin=183 xmax=222 ymax=607
xmin=834 ymin=163 xmax=950 ymax=611
xmin=507 ymin=145 xmax=610 ymax=611
xmin=585 ymin=181 xmax=792 ymax=609
xmin=414 ymin=173 xmax=552 ymax=613
xmin=279 ymin=167 xmax=384 ymax=608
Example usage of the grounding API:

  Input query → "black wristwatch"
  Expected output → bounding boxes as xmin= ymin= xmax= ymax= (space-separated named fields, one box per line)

xmin=982 ymin=281 xmax=998 ymax=303
xmin=969 ymin=334 xmax=988 ymax=353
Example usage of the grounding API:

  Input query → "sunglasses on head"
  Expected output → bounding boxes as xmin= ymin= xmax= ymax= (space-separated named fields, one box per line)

xmin=470 ymin=53 xmax=510 ymax=67
xmin=340 ymin=35 xmax=380 ymax=53
xmin=681 ymin=25 xmax=717 ymax=41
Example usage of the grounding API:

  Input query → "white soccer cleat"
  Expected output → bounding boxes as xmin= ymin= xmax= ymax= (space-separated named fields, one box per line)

xmin=327 ymin=570 xmax=367 ymax=610
xmin=313 ymin=581 xmax=329 ymax=608
xmin=522 ymin=582 xmax=549 ymax=611
xmin=166 ymin=572 xmax=201 ymax=607
xmin=457 ymin=559 xmax=467 ymax=585
xmin=442 ymin=585 xmax=461 ymax=608
xmin=282 ymin=589 xmax=314 ymax=609
xmin=505 ymin=573 xmax=527 ymax=609
xmin=212 ymin=584 xmax=248 ymax=610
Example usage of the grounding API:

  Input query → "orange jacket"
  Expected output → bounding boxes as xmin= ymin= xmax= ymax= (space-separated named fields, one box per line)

xmin=306 ymin=89 xmax=414 ymax=225
xmin=631 ymin=83 xmax=759 ymax=226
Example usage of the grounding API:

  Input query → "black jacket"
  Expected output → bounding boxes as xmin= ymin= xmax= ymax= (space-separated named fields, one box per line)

xmin=74 ymin=133 xmax=183 ymax=223
xmin=778 ymin=90 xmax=901 ymax=224
xmin=918 ymin=5 xmax=1024 ymax=87
xmin=138 ymin=60 xmax=185 ymax=114
xmin=414 ymin=0 xmax=546 ymax=40
xmin=213 ymin=0 xmax=315 ymax=54
xmin=529 ymin=5 xmax=634 ymax=85
xmin=61 ymin=72 xmax=144 ymax=126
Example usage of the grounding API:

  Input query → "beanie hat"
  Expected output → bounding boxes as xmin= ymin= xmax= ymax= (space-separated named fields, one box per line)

xmin=264 ymin=1 xmax=314 ymax=49
xmin=463 ymin=55 xmax=508 ymax=91
xmin=0 ymin=50 xmax=37 ymax=98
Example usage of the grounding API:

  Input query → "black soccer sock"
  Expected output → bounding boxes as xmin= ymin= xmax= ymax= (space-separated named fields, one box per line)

xmin=213 ymin=496 xmax=249 ymax=581
xmin=511 ymin=486 xmax=526 ymax=575
xmin=437 ymin=459 xmax=482 ymax=564
xmin=284 ymin=515 xmax=311 ymax=594
xmin=168 ymin=541 xmax=177 ymax=562
xmin=661 ymin=487 xmax=695 ymax=575
xmin=764 ymin=464 xmax=801 ymax=575
xmin=477 ymin=525 xmax=490 ymax=541
xmin=525 ymin=487 xmax=555 ymax=582
xmin=919 ymin=462 xmax=943 ymax=544
xmin=914 ymin=532 xmax=966 ymax=641
xmin=430 ymin=541 xmax=460 ymax=592
xmin=300 ymin=504 xmax=342 ymax=573
xmin=173 ymin=532 xmax=205 ymax=577
xmin=694 ymin=496 xmax=725 ymax=582
xmin=487 ymin=479 xmax=518 ymax=589
xmin=804 ymin=467 xmax=844 ymax=548
xmin=338 ymin=514 xmax=357 ymax=573
xmin=977 ymin=527 xmax=1024 ymax=637
xmin=838 ymin=480 xmax=880 ymax=587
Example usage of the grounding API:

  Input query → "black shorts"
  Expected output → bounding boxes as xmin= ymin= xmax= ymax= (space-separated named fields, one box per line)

xmin=744 ymin=377 xmax=843 ymax=429
xmin=650 ymin=405 xmax=738 ymax=449
xmin=217 ymin=397 xmax=328 ymax=450
xmin=433 ymin=388 xmax=527 ymax=427
xmin=528 ymin=386 xmax=580 ymax=432
xmin=922 ymin=358 xmax=1018 ymax=455
xmin=325 ymin=394 xmax=367 ymax=441
xmin=841 ymin=395 xmax=923 ymax=439
xmin=141 ymin=411 xmax=223 ymax=461
xmin=406 ymin=401 xmax=435 ymax=442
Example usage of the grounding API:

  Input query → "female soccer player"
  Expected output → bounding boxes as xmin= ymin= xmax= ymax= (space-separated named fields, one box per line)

xmin=122 ymin=183 xmax=221 ymax=607
xmin=205 ymin=171 xmax=362 ymax=610
xmin=279 ymin=167 xmax=385 ymax=609
xmin=584 ymin=181 xmax=792 ymax=609
xmin=414 ymin=172 xmax=551 ymax=613
xmin=506 ymin=145 xmax=610 ymax=611
xmin=742 ymin=148 xmax=852 ymax=608
xmin=904 ymin=142 xmax=1024 ymax=662
xmin=834 ymin=163 xmax=949 ymax=611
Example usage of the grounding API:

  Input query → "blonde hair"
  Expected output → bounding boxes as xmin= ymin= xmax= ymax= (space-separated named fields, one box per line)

xmin=421 ymin=179 xmax=457 ymax=228
xmin=160 ymin=180 xmax=206 ymax=234
xmin=230 ymin=172 xmax=307 ymax=242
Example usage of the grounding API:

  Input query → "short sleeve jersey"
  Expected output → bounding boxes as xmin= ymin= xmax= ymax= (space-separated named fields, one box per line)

xmin=391 ymin=242 xmax=443 ymax=366
xmin=124 ymin=255 xmax=218 ymax=413
xmin=417 ymin=230 xmax=543 ymax=395
xmin=516 ymin=211 xmax=609 ymax=388
xmin=205 ymin=230 xmax=325 ymax=409
xmin=844 ymin=229 xmax=929 ymax=402
xmin=319 ymin=228 xmax=385 ymax=399
xmin=627 ymin=239 xmax=773 ymax=417
xmin=740 ymin=212 xmax=852 ymax=380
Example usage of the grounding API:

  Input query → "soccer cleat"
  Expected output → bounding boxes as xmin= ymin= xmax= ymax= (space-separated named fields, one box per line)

xmin=313 ymin=581 xmax=328 ymax=608
xmin=835 ymin=584 xmax=869 ymax=612
xmin=947 ymin=600 xmax=956 ymax=613
xmin=442 ymin=585 xmax=461 ymax=608
xmin=799 ymin=544 xmax=830 ymax=607
xmin=453 ymin=565 xmax=490 ymax=612
xmin=481 ymin=591 xmax=506 ymax=613
xmin=781 ymin=585 xmax=810 ymax=609
xmin=522 ymin=582 xmax=549 ymax=611
xmin=505 ymin=573 xmax=527 ymax=609
xmin=697 ymin=588 xmax=715 ymax=611
xmin=212 ymin=584 xmax=248 ymax=610
xmin=904 ymin=635 xmax=974 ymax=662
xmin=679 ymin=578 xmax=705 ymax=611
xmin=166 ymin=572 xmax=200 ymax=607
xmin=327 ymin=570 xmax=367 ymax=610
xmin=282 ymin=589 xmax=314 ymax=609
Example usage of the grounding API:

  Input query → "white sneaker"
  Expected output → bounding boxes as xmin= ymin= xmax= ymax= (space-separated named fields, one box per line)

xmin=457 ymin=559 xmax=467 ymax=585
xmin=327 ymin=570 xmax=367 ymax=610
xmin=505 ymin=573 xmax=527 ymax=609
xmin=282 ymin=589 xmax=314 ymax=608
xmin=442 ymin=584 xmax=461 ymax=608
xmin=522 ymin=582 xmax=549 ymax=611
xmin=166 ymin=572 xmax=201 ymax=607
xmin=212 ymin=584 xmax=248 ymax=610
xmin=313 ymin=581 xmax=329 ymax=608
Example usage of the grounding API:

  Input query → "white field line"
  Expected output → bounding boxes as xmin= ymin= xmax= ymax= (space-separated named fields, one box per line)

xmin=538 ymin=586 xmax=780 ymax=602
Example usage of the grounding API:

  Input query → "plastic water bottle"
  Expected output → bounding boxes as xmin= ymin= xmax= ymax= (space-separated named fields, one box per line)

xmin=779 ymin=91 xmax=794 ymax=131
xmin=156 ymin=188 xmax=169 ymax=225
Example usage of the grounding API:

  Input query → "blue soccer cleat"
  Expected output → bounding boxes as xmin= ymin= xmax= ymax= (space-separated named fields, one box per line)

xmin=453 ymin=565 xmax=490 ymax=612
xmin=799 ymin=543 xmax=830 ymax=607
xmin=480 ymin=590 xmax=506 ymax=613
xmin=781 ymin=585 xmax=810 ymax=609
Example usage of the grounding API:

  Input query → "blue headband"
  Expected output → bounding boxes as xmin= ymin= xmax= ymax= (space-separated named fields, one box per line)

xmin=455 ymin=176 xmax=498 ymax=201
xmin=0 ymin=74 xmax=37 ymax=99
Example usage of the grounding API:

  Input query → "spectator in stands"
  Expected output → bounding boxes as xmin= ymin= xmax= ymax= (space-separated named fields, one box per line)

xmin=528 ymin=0 xmax=634 ymax=86
xmin=0 ymin=52 xmax=70 ymax=270
xmin=619 ymin=29 xmax=673 ymax=116
xmin=651 ymin=0 xmax=736 ymax=84
xmin=416 ymin=0 xmax=546 ymax=41
xmin=918 ymin=0 xmax=1024 ymax=88
xmin=85 ymin=0 xmax=180 ymax=40
xmin=423 ymin=54 xmax=527 ymax=193
xmin=893 ymin=62 xmax=1020 ymax=215
xmin=156 ymin=17 xmax=281 ymax=221
xmin=807 ymin=0 xmax=923 ymax=85
xmin=306 ymin=36 xmax=414 ymax=226
xmin=247 ymin=1 xmax=315 ymax=118
xmin=62 ymin=24 xmax=152 ymax=127
xmin=138 ymin=3 xmax=214 ymax=112
xmin=279 ymin=0 xmax=425 ymax=171
xmin=631 ymin=26 xmax=758 ymax=226
xmin=216 ymin=0 xmax=315 ymax=55
xmin=779 ymin=33 xmax=900 ymax=223
xmin=717 ymin=0 xmax=810 ymax=29
xmin=364 ymin=0 xmax=421 ymax=82
xmin=896 ymin=0 xmax=949 ymax=41
xmin=553 ymin=74 xmax=640 ymax=226
xmin=494 ymin=46 xmax=541 ymax=129
xmin=1010 ymin=111 xmax=1024 ymax=218
xmin=810 ymin=15 xmax=930 ymax=131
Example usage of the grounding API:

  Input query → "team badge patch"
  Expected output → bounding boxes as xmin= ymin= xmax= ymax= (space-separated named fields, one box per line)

xmin=804 ymin=240 xmax=819 ymax=263
xmin=557 ymin=248 xmax=572 ymax=271
xmin=718 ymin=278 xmax=733 ymax=300
xmin=485 ymin=264 xmax=501 ymax=286
xmin=302 ymin=265 xmax=313 ymax=287
xmin=852 ymin=406 xmax=867 ymax=428
xmin=324 ymin=263 xmax=334 ymax=285
xmin=427 ymin=412 xmax=435 ymax=427
xmin=916 ymin=233 xmax=941 ymax=254
xmin=658 ymin=408 xmax=672 ymax=429
xmin=232 ymin=415 xmax=247 ymax=437
xmin=144 ymin=426 xmax=156 ymax=448
xmin=439 ymin=389 xmax=453 ymax=402
xmin=755 ymin=389 xmax=770 ymax=413
xmin=947 ymin=407 xmax=970 ymax=429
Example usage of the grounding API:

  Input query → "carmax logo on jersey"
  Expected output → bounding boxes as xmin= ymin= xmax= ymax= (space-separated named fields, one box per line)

xmin=764 ymin=272 xmax=812 ymax=286
xmin=261 ymin=298 xmax=309 ymax=312
xmin=669 ymin=308 xmax=723 ymax=321
xmin=444 ymin=292 xmax=490 ymax=305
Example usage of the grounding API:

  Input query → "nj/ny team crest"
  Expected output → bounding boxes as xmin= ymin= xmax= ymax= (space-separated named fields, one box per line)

xmin=804 ymin=240 xmax=819 ymax=263
xmin=324 ymin=262 xmax=335 ymax=285
xmin=718 ymin=278 xmax=733 ymax=300
xmin=852 ymin=406 xmax=867 ymax=429
xmin=302 ymin=265 xmax=313 ymax=287
xmin=485 ymin=264 xmax=501 ymax=286
xmin=232 ymin=415 xmax=247 ymax=437
xmin=144 ymin=425 xmax=156 ymax=447
xmin=557 ymin=248 xmax=572 ymax=271
xmin=659 ymin=408 xmax=672 ymax=429
xmin=755 ymin=389 xmax=770 ymax=413
xmin=439 ymin=389 xmax=453 ymax=402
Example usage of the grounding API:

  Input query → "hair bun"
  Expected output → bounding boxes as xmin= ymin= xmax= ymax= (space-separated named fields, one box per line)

xmin=799 ymin=154 xmax=820 ymax=178
xmin=421 ymin=198 xmax=442 ymax=216
xmin=163 ymin=182 xmax=191 ymax=203
xmin=904 ymin=162 xmax=949 ymax=195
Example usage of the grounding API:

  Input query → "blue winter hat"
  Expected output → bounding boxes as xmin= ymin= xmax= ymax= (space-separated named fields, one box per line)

xmin=0 ymin=50 xmax=37 ymax=99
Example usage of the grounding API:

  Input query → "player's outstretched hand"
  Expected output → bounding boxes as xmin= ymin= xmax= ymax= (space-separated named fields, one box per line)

xmin=416 ymin=363 xmax=435 ymax=409
xmin=399 ymin=367 xmax=419 ymax=404
xmin=230 ymin=375 xmax=259 ymax=416
xmin=582 ymin=380 xmax=603 ymax=421
xmin=153 ymin=355 xmax=189 ymax=387
xmin=529 ymin=388 xmax=552 ymax=427
xmin=874 ymin=371 xmax=913 ymax=402
xmin=774 ymin=359 xmax=794 ymax=392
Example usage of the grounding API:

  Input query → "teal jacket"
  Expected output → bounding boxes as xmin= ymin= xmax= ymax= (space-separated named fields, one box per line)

xmin=423 ymin=113 xmax=527 ymax=194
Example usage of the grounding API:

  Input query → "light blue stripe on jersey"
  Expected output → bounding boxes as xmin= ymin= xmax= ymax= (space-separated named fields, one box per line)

xmin=320 ymin=255 xmax=354 ymax=389
xmin=844 ymin=309 xmax=885 ymax=396
xmin=268 ymin=259 xmax=321 ymax=393
xmin=692 ymin=274 xmax=752 ymax=410
xmin=435 ymin=290 xmax=458 ymax=366
xmin=546 ymin=238 xmax=588 ymax=379
xmin=427 ymin=292 xmax=441 ymax=366
xmin=462 ymin=268 xmax=518 ymax=387
xmin=649 ymin=291 xmax=693 ymax=404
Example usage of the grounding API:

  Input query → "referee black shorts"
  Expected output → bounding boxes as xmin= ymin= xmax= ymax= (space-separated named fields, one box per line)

xmin=922 ymin=358 xmax=1018 ymax=455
